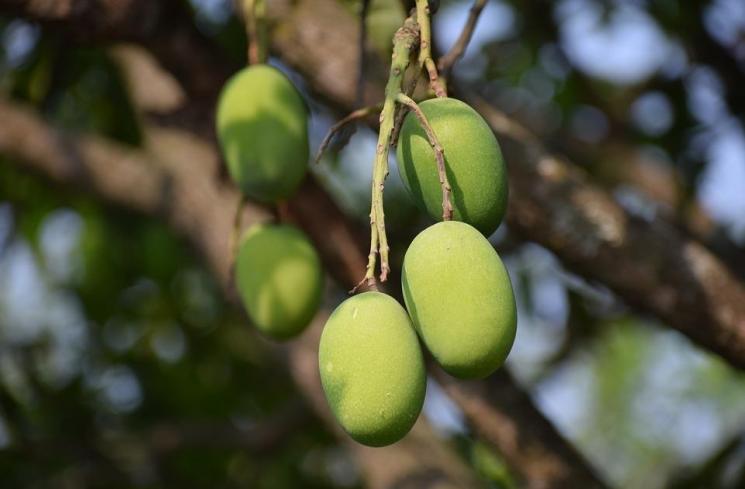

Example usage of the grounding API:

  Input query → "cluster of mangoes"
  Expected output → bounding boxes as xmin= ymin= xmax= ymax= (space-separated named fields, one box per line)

xmin=320 ymin=98 xmax=517 ymax=446
xmin=217 ymin=64 xmax=325 ymax=340
xmin=216 ymin=65 xmax=516 ymax=449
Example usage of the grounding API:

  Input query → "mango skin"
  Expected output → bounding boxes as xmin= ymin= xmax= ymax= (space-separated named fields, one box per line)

xmin=402 ymin=221 xmax=516 ymax=378
xmin=216 ymin=65 xmax=309 ymax=203
xmin=396 ymin=98 xmax=508 ymax=236
xmin=235 ymin=224 xmax=323 ymax=340
xmin=319 ymin=292 xmax=426 ymax=447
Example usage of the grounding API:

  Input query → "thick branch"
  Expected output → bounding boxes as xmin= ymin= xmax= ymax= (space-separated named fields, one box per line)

xmin=0 ymin=0 xmax=163 ymax=39
xmin=437 ymin=369 xmax=605 ymax=489
xmin=470 ymin=98 xmax=745 ymax=369
xmin=0 ymin=0 xmax=231 ymax=135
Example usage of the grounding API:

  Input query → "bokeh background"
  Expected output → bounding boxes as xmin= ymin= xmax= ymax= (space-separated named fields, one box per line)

xmin=1 ymin=0 xmax=745 ymax=488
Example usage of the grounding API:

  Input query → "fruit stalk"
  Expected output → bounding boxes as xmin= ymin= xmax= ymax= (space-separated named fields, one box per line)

xmin=243 ymin=0 xmax=267 ymax=65
xmin=390 ymin=73 xmax=418 ymax=148
xmin=389 ymin=0 xmax=443 ymax=147
xmin=395 ymin=93 xmax=453 ymax=221
xmin=229 ymin=194 xmax=247 ymax=285
xmin=357 ymin=17 xmax=419 ymax=290
xmin=415 ymin=0 xmax=446 ymax=98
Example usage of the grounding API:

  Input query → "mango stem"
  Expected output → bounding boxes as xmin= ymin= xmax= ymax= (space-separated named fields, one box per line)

xmin=229 ymin=194 xmax=247 ymax=287
xmin=415 ymin=0 xmax=446 ymax=98
xmin=395 ymin=93 xmax=453 ymax=221
xmin=357 ymin=16 xmax=419 ymax=289
xmin=243 ymin=0 xmax=267 ymax=65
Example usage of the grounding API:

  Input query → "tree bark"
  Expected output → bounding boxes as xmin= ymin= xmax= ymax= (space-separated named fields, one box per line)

xmin=437 ymin=369 xmax=604 ymax=489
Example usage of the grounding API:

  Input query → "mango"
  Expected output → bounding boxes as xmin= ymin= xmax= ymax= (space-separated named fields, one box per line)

xmin=402 ymin=221 xmax=516 ymax=378
xmin=235 ymin=224 xmax=323 ymax=340
xmin=318 ymin=292 xmax=426 ymax=446
xmin=396 ymin=97 xmax=508 ymax=236
xmin=216 ymin=65 xmax=309 ymax=203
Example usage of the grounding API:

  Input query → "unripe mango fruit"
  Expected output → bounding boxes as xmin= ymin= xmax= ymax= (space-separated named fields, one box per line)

xmin=235 ymin=224 xmax=323 ymax=340
xmin=402 ymin=221 xmax=516 ymax=378
xmin=216 ymin=65 xmax=309 ymax=203
xmin=319 ymin=292 xmax=426 ymax=446
xmin=396 ymin=98 xmax=508 ymax=236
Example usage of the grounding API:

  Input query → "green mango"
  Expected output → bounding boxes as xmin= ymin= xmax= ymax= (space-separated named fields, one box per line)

xmin=402 ymin=221 xmax=516 ymax=378
xmin=235 ymin=224 xmax=323 ymax=340
xmin=319 ymin=292 xmax=426 ymax=446
xmin=216 ymin=65 xmax=309 ymax=203
xmin=396 ymin=97 xmax=508 ymax=236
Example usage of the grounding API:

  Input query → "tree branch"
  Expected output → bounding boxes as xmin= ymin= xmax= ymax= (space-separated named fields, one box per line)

xmin=437 ymin=0 xmax=486 ymax=77
xmin=470 ymin=97 xmax=745 ymax=370
xmin=1 ymin=0 xmax=231 ymax=137
xmin=437 ymin=369 xmax=605 ymax=489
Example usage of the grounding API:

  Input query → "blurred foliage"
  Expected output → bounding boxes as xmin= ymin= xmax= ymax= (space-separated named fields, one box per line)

xmin=9 ymin=35 xmax=141 ymax=145
xmin=1 ymin=0 xmax=745 ymax=488
xmin=0 ymin=162 xmax=353 ymax=488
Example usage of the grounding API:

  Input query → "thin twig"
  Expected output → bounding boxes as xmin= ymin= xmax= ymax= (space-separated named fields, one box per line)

xmin=437 ymin=0 xmax=486 ymax=77
xmin=276 ymin=200 xmax=292 ymax=223
xmin=395 ymin=93 xmax=453 ymax=221
xmin=243 ymin=0 xmax=266 ymax=65
xmin=314 ymin=104 xmax=382 ymax=165
xmin=415 ymin=0 xmax=446 ymax=97
xmin=229 ymin=194 xmax=248 ymax=285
